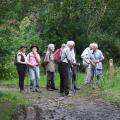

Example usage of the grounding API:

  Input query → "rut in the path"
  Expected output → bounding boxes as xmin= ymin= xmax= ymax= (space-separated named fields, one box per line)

xmin=13 ymin=96 xmax=120 ymax=120
xmin=1 ymin=85 xmax=120 ymax=120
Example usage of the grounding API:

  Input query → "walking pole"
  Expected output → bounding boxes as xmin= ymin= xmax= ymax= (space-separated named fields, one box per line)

xmin=78 ymin=63 xmax=81 ymax=86
xmin=73 ymin=63 xmax=80 ymax=95
xmin=26 ymin=65 xmax=29 ymax=93
xmin=76 ymin=63 xmax=80 ymax=90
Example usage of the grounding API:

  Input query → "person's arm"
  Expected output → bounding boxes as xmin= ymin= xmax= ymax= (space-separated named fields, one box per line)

xmin=34 ymin=53 xmax=41 ymax=63
xmin=81 ymin=49 xmax=90 ymax=64
xmin=89 ymin=59 xmax=96 ymax=66
xmin=44 ymin=52 xmax=50 ymax=63
xmin=66 ymin=48 xmax=72 ymax=62
xmin=26 ymin=53 xmax=34 ymax=66
xmin=94 ymin=50 xmax=104 ymax=64
xmin=99 ymin=51 xmax=104 ymax=62
xmin=17 ymin=54 xmax=26 ymax=64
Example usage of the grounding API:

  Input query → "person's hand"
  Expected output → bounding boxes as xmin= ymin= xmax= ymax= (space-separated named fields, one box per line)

xmin=28 ymin=63 xmax=35 ymax=67
xmin=33 ymin=51 xmax=38 ymax=56
xmin=93 ymin=60 xmax=99 ymax=64
xmin=25 ymin=61 xmax=28 ymax=65
xmin=90 ymin=60 xmax=96 ymax=66
xmin=30 ymin=64 xmax=35 ymax=67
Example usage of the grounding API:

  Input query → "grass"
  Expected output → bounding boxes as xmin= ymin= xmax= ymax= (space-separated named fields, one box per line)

xmin=0 ymin=91 xmax=27 ymax=120
xmin=0 ymin=72 xmax=85 ymax=88
xmin=0 ymin=68 xmax=120 ymax=120
xmin=100 ymin=73 xmax=120 ymax=102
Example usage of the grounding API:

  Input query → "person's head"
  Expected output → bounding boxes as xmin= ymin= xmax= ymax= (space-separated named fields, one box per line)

xmin=48 ymin=44 xmax=55 ymax=52
xmin=67 ymin=41 xmax=74 ymax=49
xmin=89 ymin=43 xmax=93 ymax=50
xmin=91 ymin=42 xmax=98 ymax=51
xmin=19 ymin=45 xmax=27 ymax=53
xmin=61 ymin=43 xmax=66 ymax=49
xmin=30 ymin=45 xmax=39 ymax=52
xmin=71 ymin=41 xmax=75 ymax=48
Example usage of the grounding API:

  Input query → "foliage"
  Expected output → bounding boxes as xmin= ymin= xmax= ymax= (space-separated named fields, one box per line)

xmin=0 ymin=0 xmax=120 ymax=79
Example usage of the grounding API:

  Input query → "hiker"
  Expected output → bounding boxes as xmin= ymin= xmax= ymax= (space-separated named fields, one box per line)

xmin=44 ymin=44 xmax=57 ymax=91
xmin=91 ymin=43 xmax=104 ymax=81
xmin=53 ymin=44 xmax=66 ymax=94
xmin=70 ymin=41 xmax=80 ymax=90
xmin=60 ymin=41 xmax=73 ymax=96
xmin=16 ymin=45 xmax=27 ymax=93
xmin=27 ymin=45 xmax=41 ymax=92
xmin=81 ymin=43 xmax=95 ymax=85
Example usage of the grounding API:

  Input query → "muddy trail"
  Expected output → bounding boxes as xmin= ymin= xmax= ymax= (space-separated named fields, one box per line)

xmin=1 ymin=85 xmax=120 ymax=120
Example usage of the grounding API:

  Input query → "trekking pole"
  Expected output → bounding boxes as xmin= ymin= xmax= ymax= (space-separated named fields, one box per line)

xmin=26 ymin=65 xmax=29 ymax=93
xmin=76 ymin=63 xmax=80 ymax=90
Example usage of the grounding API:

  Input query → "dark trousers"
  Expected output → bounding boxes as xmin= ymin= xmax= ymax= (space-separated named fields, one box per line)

xmin=47 ymin=71 xmax=55 ymax=89
xmin=59 ymin=62 xmax=69 ymax=95
xmin=16 ymin=64 xmax=26 ymax=91
xmin=72 ymin=66 xmax=77 ymax=89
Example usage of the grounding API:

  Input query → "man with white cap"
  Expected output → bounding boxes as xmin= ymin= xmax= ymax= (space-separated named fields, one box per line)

xmin=60 ymin=41 xmax=73 ymax=96
xmin=69 ymin=41 xmax=80 ymax=90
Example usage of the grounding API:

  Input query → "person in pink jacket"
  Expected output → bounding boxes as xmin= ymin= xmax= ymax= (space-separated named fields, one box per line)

xmin=27 ymin=45 xmax=41 ymax=92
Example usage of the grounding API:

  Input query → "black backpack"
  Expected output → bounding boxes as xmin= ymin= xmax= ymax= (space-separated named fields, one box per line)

xmin=14 ymin=53 xmax=24 ymax=65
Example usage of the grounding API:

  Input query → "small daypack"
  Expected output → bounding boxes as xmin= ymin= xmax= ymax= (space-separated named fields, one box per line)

xmin=53 ymin=48 xmax=61 ymax=63
xmin=14 ymin=53 xmax=24 ymax=65
xmin=40 ymin=52 xmax=47 ymax=72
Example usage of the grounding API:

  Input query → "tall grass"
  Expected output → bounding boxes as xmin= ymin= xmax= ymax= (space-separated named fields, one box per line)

xmin=97 ymin=67 xmax=120 ymax=102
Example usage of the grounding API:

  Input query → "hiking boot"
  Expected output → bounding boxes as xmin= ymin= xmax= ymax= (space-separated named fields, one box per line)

xmin=60 ymin=92 xmax=65 ymax=97
xmin=47 ymin=88 xmax=54 ymax=91
xmin=67 ymin=93 xmax=72 ymax=97
xmin=52 ymin=88 xmax=58 ymax=90
xmin=30 ymin=89 xmax=35 ymax=92
xmin=20 ymin=90 xmax=26 ymax=94
xmin=74 ymin=87 xmax=80 ymax=90
xmin=35 ymin=88 xmax=42 ymax=93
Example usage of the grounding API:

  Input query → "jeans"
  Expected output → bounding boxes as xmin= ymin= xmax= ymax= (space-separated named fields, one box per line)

xmin=29 ymin=65 xmax=40 ymax=90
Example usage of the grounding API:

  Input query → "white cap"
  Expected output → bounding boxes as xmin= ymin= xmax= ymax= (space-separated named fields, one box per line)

xmin=67 ymin=41 xmax=75 ymax=46
xmin=61 ymin=43 xmax=66 ymax=48
xmin=48 ymin=44 xmax=55 ymax=49
xmin=89 ymin=43 xmax=98 ymax=48
xmin=92 ymin=42 xmax=98 ymax=48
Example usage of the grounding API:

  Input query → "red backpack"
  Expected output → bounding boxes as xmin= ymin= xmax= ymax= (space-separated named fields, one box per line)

xmin=53 ymin=48 xmax=61 ymax=63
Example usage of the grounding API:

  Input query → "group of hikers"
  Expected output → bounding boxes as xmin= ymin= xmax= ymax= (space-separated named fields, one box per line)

xmin=15 ymin=40 xmax=104 ymax=97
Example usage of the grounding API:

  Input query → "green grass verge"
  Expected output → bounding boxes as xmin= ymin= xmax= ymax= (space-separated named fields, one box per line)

xmin=0 ymin=91 xmax=27 ymax=120
xmin=0 ymin=72 xmax=84 ymax=88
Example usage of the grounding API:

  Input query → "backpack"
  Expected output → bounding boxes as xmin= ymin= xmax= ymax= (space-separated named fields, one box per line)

xmin=14 ymin=52 xmax=24 ymax=65
xmin=53 ymin=48 xmax=61 ymax=63
xmin=40 ymin=52 xmax=47 ymax=73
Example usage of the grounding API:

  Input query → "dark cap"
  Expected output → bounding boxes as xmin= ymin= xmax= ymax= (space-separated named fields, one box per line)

xmin=30 ymin=45 xmax=39 ymax=51
xmin=19 ymin=45 xmax=27 ymax=49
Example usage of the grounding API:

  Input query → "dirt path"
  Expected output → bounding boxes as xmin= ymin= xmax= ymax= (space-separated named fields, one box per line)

xmin=1 ymin=85 xmax=120 ymax=120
